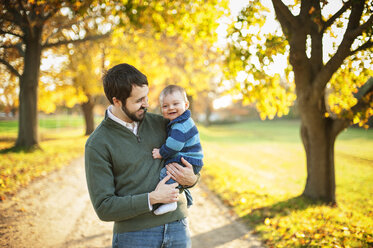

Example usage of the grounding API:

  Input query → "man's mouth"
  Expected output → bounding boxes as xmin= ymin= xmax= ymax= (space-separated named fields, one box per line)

xmin=139 ymin=107 xmax=147 ymax=113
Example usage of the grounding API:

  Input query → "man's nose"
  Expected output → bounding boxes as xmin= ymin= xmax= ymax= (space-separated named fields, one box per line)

xmin=142 ymin=98 xmax=149 ymax=108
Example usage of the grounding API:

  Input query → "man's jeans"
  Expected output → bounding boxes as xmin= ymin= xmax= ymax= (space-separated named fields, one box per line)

xmin=112 ymin=218 xmax=191 ymax=248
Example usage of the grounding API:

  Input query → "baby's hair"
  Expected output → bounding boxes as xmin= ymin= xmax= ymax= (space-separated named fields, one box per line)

xmin=159 ymin=85 xmax=188 ymax=104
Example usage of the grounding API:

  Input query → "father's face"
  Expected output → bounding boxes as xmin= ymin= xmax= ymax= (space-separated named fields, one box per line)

xmin=122 ymin=85 xmax=149 ymax=122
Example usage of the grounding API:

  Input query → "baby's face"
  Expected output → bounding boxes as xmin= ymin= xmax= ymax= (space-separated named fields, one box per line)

xmin=161 ymin=91 xmax=189 ymax=121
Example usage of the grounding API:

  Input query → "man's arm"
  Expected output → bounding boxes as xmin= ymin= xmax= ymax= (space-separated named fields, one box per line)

xmin=85 ymin=146 xmax=178 ymax=222
xmin=166 ymin=157 xmax=199 ymax=188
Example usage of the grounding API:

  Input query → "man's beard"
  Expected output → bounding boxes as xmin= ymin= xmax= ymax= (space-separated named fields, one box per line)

xmin=122 ymin=105 xmax=147 ymax=122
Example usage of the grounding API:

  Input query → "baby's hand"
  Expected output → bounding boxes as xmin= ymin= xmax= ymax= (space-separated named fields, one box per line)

xmin=152 ymin=148 xmax=162 ymax=159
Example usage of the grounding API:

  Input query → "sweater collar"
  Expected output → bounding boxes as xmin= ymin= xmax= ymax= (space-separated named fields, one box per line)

xmin=168 ymin=109 xmax=191 ymax=126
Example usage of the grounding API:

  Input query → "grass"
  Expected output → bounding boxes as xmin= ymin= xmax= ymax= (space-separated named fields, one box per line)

xmin=199 ymin=120 xmax=373 ymax=248
xmin=0 ymin=115 xmax=94 ymax=200
xmin=1 ymin=116 xmax=372 ymax=247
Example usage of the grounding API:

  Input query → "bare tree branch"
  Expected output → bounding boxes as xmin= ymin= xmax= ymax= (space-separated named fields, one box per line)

xmin=3 ymin=1 xmax=26 ymax=27
xmin=300 ymin=0 xmax=312 ymax=17
xmin=322 ymin=0 xmax=352 ymax=32
xmin=42 ymin=4 xmax=61 ymax=21
xmin=0 ymin=43 xmax=23 ymax=49
xmin=271 ymin=0 xmax=296 ymax=36
xmin=0 ymin=29 xmax=23 ymax=39
xmin=0 ymin=58 xmax=21 ymax=78
xmin=312 ymin=0 xmax=366 ymax=96
xmin=345 ymin=0 xmax=365 ymax=35
xmin=348 ymin=14 xmax=373 ymax=39
xmin=350 ymin=40 xmax=373 ymax=55
xmin=15 ymin=0 xmax=32 ymax=28
xmin=42 ymin=33 xmax=111 ymax=49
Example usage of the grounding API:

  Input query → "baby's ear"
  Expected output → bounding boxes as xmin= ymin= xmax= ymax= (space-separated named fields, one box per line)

xmin=185 ymin=101 xmax=190 ymax=109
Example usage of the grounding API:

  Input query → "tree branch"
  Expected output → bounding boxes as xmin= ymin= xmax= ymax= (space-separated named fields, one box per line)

xmin=344 ymin=0 xmax=365 ymax=36
xmin=353 ymin=77 xmax=373 ymax=102
xmin=350 ymin=40 xmax=373 ymax=55
xmin=312 ymin=0 xmax=366 ymax=97
xmin=348 ymin=14 xmax=373 ymax=39
xmin=16 ymin=0 xmax=32 ymax=28
xmin=42 ymin=33 xmax=111 ymax=49
xmin=322 ymin=0 xmax=352 ymax=33
xmin=3 ymin=1 xmax=26 ymax=27
xmin=271 ymin=0 xmax=296 ymax=36
xmin=42 ymin=5 xmax=61 ymax=21
xmin=1 ymin=42 xmax=23 ymax=49
xmin=0 ymin=58 xmax=21 ymax=78
xmin=0 ymin=29 xmax=23 ymax=39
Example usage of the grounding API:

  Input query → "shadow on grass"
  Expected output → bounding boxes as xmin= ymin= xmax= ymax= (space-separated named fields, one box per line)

xmin=0 ymin=144 xmax=42 ymax=154
xmin=241 ymin=195 xmax=326 ymax=227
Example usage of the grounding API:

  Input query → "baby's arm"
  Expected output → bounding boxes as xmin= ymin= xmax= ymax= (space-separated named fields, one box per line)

xmin=152 ymin=148 xmax=163 ymax=159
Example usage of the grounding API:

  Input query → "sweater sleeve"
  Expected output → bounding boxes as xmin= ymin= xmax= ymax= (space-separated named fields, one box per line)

xmin=159 ymin=124 xmax=187 ymax=159
xmin=85 ymin=145 xmax=150 ymax=222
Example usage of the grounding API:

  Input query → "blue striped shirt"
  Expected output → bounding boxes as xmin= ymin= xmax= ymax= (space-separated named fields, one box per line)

xmin=159 ymin=110 xmax=203 ymax=170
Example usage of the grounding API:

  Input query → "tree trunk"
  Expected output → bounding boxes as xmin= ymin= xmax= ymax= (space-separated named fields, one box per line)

xmin=205 ymin=100 xmax=212 ymax=126
xmin=15 ymin=28 xmax=42 ymax=150
xmin=300 ymin=107 xmax=336 ymax=204
xmin=81 ymin=95 xmax=95 ymax=135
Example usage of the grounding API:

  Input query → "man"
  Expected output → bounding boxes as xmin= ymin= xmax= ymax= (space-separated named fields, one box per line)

xmin=85 ymin=63 xmax=198 ymax=248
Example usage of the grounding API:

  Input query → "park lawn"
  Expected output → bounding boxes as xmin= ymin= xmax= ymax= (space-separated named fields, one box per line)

xmin=199 ymin=120 xmax=373 ymax=248
xmin=1 ymin=117 xmax=372 ymax=247
xmin=0 ymin=116 xmax=90 ymax=200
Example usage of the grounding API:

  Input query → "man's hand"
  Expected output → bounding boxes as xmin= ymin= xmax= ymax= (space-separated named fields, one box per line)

xmin=149 ymin=174 xmax=179 ymax=205
xmin=166 ymin=157 xmax=198 ymax=187
xmin=152 ymin=148 xmax=162 ymax=159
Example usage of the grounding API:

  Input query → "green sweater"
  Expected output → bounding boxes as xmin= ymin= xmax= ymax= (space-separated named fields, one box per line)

xmin=85 ymin=112 xmax=188 ymax=233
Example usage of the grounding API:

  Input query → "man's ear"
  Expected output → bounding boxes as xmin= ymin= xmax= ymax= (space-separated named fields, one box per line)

xmin=112 ymin=97 xmax=122 ymax=107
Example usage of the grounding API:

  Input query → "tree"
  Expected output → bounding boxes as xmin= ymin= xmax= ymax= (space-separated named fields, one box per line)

xmin=107 ymin=27 xmax=226 ymax=122
xmin=66 ymin=41 xmax=104 ymax=135
xmin=105 ymin=0 xmax=228 ymax=115
xmin=1 ymin=0 xmax=228 ymax=149
xmin=0 ymin=0 xmax=109 ymax=149
xmin=0 ymin=66 xmax=18 ymax=116
xmin=227 ymin=0 xmax=373 ymax=204
xmin=36 ymin=43 xmax=103 ymax=135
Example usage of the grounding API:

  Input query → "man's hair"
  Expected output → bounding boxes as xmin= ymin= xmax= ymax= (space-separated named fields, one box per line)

xmin=159 ymin=85 xmax=188 ymax=104
xmin=103 ymin=63 xmax=148 ymax=104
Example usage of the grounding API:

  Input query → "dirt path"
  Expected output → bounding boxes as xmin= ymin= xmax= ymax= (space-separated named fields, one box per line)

xmin=0 ymin=157 xmax=264 ymax=248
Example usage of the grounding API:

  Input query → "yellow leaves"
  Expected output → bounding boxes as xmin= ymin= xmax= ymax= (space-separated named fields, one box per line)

xmin=18 ymin=207 xmax=27 ymax=212
xmin=0 ymin=127 xmax=87 ymax=199
xmin=342 ymin=227 xmax=351 ymax=236
xmin=295 ymin=232 xmax=305 ymax=238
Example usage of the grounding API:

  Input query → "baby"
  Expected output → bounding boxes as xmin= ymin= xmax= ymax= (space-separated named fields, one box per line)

xmin=152 ymin=85 xmax=203 ymax=215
